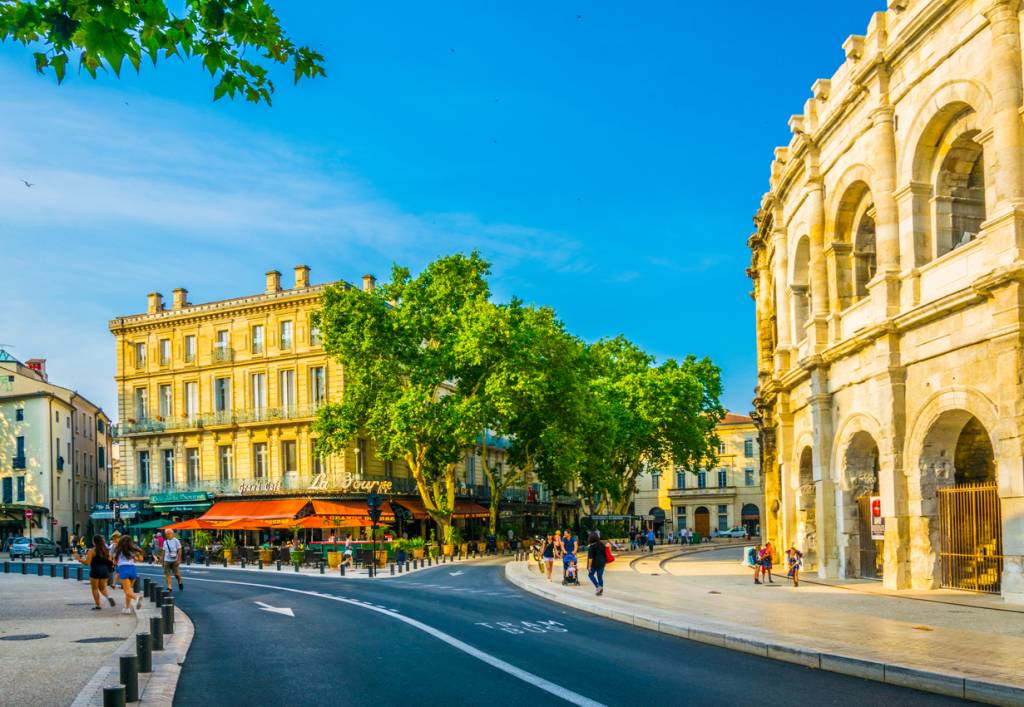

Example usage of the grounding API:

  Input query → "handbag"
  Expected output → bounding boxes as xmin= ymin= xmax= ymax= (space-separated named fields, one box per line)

xmin=604 ymin=544 xmax=615 ymax=564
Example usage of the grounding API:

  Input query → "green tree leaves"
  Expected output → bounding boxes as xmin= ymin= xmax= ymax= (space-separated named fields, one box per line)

xmin=1 ymin=0 xmax=325 ymax=104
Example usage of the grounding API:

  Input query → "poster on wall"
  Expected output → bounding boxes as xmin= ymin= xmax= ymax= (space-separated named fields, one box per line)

xmin=869 ymin=496 xmax=885 ymax=540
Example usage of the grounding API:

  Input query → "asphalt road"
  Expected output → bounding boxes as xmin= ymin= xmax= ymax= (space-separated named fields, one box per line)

xmin=34 ymin=558 xmax=976 ymax=706
xmin=68 ymin=557 xmax=970 ymax=704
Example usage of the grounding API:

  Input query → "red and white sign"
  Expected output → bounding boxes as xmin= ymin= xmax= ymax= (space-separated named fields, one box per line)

xmin=24 ymin=509 xmax=33 ymax=519
xmin=869 ymin=496 xmax=885 ymax=540
xmin=50 ymin=518 xmax=58 ymax=526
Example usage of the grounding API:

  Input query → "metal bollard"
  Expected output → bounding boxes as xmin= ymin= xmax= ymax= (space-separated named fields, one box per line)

xmin=136 ymin=633 xmax=153 ymax=672
xmin=119 ymin=655 xmax=139 ymax=703
xmin=205 ymin=555 xmax=210 ymax=567
xmin=49 ymin=564 xmax=56 ymax=577
xmin=320 ymin=563 xmax=325 ymax=575
xmin=294 ymin=562 xmax=299 ymax=573
xmin=397 ymin=562 xmax=403 ymax=574
xmin=258 ymin=559 xmax=263 ymax=570
xmin=150 ymin=615 xmax=164 ymax=651
xmin=390 ymin=564 xmax=395 ymax=576
xmin=223 ymin=557 xmax=227 ymax=568
xmin=76 ymin=566 xmax=83 ymax=581
xmin=3 ymin=560 xmax=7 ymax=573
xmin=156 ymin=589 xmax=165 ymax=607
xmin=143 ymin=577 xmax=151 ymax=595
xmin=37 ymin=563 xmax=44 ymax=576
xmin=339 ymin=564 xmax=345 ymax=577
xmin=162 ymin=599 xmax=175 ymax=635
xmin=276 ymin=560 xmax=281 ymax=571
xmin=405 ymin=561 xmax=410 ymax=572
xmin=427 ymin=557 xmax=432 ymax=567
xmin=103 ymin=685 xmax=126 ymax=707
xmin=241 ymin=557 xmax=247 ymax=569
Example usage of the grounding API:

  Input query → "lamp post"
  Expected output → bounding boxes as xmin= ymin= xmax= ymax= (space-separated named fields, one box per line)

xmin=366 ymin=493 xmax=383 ymax=576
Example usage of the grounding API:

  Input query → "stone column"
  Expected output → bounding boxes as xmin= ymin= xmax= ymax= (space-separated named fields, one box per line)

xmin=984 ymin=0 xmax=1024 ymax=210
xmin=772 ymin=228 xmax=792 ymax=373
xmin=868 ymin=104 xmax=901 ymax=315
xmin=809 ymin=369 xmax=838 ymax=578
xmin=806 ymin=175 xmax=830 ymax=349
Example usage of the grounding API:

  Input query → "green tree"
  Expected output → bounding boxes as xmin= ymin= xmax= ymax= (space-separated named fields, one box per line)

xmin=311 ymin=253 xmax=493 ymax=544
xmin=460 ymin=299 xmax=587 ymax=534
xmin=1 ymin=0 xmax=325 ymax=104
xmin=586 ymin=336 xmax=725 ymax=515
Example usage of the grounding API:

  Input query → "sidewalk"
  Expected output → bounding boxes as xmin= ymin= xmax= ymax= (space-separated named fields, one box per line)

xmin=505 ymin=544 xmax=1024 ymax=706
xmin=0 ymin=573 xmax=192 ymax=707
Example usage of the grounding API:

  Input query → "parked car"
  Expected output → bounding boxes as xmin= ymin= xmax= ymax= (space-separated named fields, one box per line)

xmin=10 ymin=536 xmax=60 ymax=558
xmin=718 ymin=527 xmax=749 ymax=539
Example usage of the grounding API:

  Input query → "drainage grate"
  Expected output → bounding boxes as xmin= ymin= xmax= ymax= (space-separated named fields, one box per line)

xmin=75 ymin=636 xmax=124 ymax=644
xmin=1 ymin=633 xmax=49 ymax=641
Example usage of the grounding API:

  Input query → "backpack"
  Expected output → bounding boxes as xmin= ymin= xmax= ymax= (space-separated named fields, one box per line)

xmin=604 ymin=544 xmax=615 ymax=564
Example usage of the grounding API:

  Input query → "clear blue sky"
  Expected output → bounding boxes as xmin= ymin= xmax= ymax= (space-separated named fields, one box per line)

xmin=0 ymin=1 xmax=885 ymax=419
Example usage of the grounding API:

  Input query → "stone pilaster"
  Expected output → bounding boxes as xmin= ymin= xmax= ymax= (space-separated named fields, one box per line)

xmin=772 ymin=227 xmax=792 ymax=372
xmin=808 ymin=367 xmax=837 ymax=578
xmin=806 ymin=174 xmax=830 ymax=350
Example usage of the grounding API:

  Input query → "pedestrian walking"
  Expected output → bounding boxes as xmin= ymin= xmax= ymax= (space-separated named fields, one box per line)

xmin=72 ymin=535 xmax=116 ymax=610
xmin=628 ymin=527 xmax=637 ymax=551
xmin=760 ymin=542 xmax=775 ymax=583
xmin=786 ymin=546 xmax=803 ymax=587
xmin=586 ymin=531 xmax=609 ymax=595
xmin=112 ymin=535 xmax=144 ymax=614
xmin=542 ymin=535 xmax=556 ymax=581
xmin=107 ymin=530 xmax=122 ymax=591
xmin=646 ymin=528 xmax=655 ymax=553
xmin=341 ymin=534 xmax=354 ymax=568
xmin=162 ymin=529 xmax=184 ymax=592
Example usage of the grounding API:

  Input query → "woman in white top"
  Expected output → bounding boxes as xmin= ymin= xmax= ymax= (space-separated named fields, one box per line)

xmin=112 ymin=535 xmax=144 ymax=613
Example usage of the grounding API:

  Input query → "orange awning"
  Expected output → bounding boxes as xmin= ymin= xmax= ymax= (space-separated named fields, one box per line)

xmin=200 ymin=499 xmax=311 ymax=521
xmin=453 ymin=501 xmax=490 ymax=519
xmin=164 ymin=518 xmax=216 ymax=531
xmin=312 ymin=499 xmax=390 ymax=519
xmin=297 ymin=515 xmax=373 ymax=529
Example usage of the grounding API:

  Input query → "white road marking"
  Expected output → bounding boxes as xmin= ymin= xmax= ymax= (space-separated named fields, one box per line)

xmin=254 ymin=601 xmax=295 ymax=617
xmin=449 ymin=571 xmax=464 ymax=577
xmin=177 ymin=576 xmax=605 ymax=707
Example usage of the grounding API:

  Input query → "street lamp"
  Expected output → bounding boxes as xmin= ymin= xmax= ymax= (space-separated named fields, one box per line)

xmin=366 ymin=492 xmax=383 ymax=576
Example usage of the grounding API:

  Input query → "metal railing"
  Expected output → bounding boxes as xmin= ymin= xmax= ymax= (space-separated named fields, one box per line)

xmin=938 ymin=483 xmax=1003 ymax=594
xmin=212 ymin=346 xmax=234 ymax=362
xmin=113 ymin=405 xmax=321 ymax=437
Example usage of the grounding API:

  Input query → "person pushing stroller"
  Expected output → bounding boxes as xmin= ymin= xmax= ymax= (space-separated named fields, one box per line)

xmin=561 ymin=531 xmax=580 ymax=586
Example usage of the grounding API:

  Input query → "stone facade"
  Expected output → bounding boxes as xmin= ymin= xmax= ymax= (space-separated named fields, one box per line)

xmin=748 ymin=0 xmax=1024 ymax=602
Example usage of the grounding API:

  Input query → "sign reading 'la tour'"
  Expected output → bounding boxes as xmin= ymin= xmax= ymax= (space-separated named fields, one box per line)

xmin=238 ymin=472 xmax=394 ymax=496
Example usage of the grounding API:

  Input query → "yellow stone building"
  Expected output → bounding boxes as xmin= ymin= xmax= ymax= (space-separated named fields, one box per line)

xmin=748 ymin=0 xmax=1024 ymax=602
xmin=109 ymin=267 xmax=570 ymax=531
xmin=632 ymin=414 xmax=762 ymax=537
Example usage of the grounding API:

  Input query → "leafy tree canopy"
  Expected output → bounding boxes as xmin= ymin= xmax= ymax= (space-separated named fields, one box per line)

xmin=1 ymin=0 xmax=325 ymax=104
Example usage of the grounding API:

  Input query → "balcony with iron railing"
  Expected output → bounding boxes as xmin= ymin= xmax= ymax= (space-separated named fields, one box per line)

xmin=12 ymin=455 xmax=26 ymax=470
xmin=212 ymin=345 xmax=234 ymax=363
xmin=114 ymin=404 xmax=322 ymax=437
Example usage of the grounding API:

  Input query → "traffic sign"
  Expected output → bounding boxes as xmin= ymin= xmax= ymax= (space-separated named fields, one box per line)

xmin=50 ymin=518 xmax=58 ymax=526
xmin=24 ymin=509 xmax=33 ymax=518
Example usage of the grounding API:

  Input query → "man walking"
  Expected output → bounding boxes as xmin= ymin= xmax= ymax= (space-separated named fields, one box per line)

xmin=162 ymin=529 xmax=184 ymax=592
xmin=646 ymin=528 xmax=655 ymax=553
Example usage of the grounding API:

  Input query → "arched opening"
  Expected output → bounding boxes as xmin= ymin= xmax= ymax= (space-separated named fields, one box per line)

xmin=648 ymin=507 xmax=666 ymax=538
xmin=797 ymin=446 xmax=817 ymax=570
xmin=834 ymin=182 xmax=876 ymax=306
xmin=741 ymin=503 xmax=760 ymax=537
xmin=694 ymin=506 xmax=710 ymax=538
xmin=913 ymin=103 xmax=987 ymax=263
xmin=917 ymin=410 xmax=1000 ymax=592
xmin=791 ymin=237 xmax=811 ymax=341
xmin=841 ymin=431 xmax=881 ymax=579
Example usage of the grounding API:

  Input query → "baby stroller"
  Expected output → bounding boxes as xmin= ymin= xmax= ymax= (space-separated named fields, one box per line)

xmin=561 ymin=552 xmax=580 ymax=585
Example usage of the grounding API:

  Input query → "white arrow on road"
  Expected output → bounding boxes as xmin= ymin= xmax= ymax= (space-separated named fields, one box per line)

xmin=254 ymin=601 xmax=294 ymax=617
xmin=449 ymin=571 xmax=464 ymax=577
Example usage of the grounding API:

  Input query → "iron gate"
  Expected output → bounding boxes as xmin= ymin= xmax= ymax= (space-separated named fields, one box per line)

xmin=937 ymin=483 xmax=1003 ymax=594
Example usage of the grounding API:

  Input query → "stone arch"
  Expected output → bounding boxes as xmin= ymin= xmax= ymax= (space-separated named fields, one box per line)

xmin=832 ymin=179 xmax=876 ymax=307
xmin=905 ymin=388 xmax=1002 ymax=589
xmin=840 ymin=430 xmax=881 ymax=578
xmin=693 ymin=506 xmax=711 ymax=537
xmin=796 ymin=445 xmax=816 ymax=570
xmin=790 ymin=236 xmax=811 ymax=341
xmin=741 ymin=503 xmax=760 ymax=536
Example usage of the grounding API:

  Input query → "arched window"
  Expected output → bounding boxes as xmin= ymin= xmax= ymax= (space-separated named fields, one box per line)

xmin=834 ymin=181 xmax=876 ymax=306
xmin=935 ymin=134 xmax=985 ymax=257
xmin=791 ymin=236 xmax=810 ymax=340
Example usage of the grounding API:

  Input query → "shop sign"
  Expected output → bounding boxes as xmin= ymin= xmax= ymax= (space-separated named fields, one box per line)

xmin=238 ymin=472 xmax=394 ymax=496
xmin=869 ymin=496 xmax=885 ymax=540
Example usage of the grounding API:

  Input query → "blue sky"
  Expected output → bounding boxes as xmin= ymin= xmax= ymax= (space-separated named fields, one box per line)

xmin=0 ymin=1 xmax=885 ymax=418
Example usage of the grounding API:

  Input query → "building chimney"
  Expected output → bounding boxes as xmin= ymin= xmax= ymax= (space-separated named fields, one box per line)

xmin=147 ymin=292 xmax=164 ymax=314
xmin=265 ymin=270 xmax=282 ymax=294
xmin=294 ymin=265 xmax=310 ymax=289
xmin=172 ymin=287 xmax=189 ymax=310
xmin=362 ymin=274 xmax=376 ymax=293
xmin=25 ymin=358 xmax=47 ymax=381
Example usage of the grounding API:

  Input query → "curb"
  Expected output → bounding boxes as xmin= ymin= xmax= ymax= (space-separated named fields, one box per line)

xmin=70 ymin=595 xmax=194 ymax=707
xmin=504 ymin=562 xmax=1024 ymax=706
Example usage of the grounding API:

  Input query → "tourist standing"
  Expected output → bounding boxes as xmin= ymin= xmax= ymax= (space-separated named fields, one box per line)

xmin=646 ymin=528 xmax=655 ymax=553
xmin=586 ymin=531 xmax=608 ymax=596
xmin=72 ymin=535 xmax=116 ymax=610
xmin=628 ymin=527 xmax=637 ymax=551
xmin=787 ymin=546 xmax=803 ymax=587
xmin=749 ymin=543 xmax=763 ymax=584
xmin=760 ymin=542 xmax=775 ymax=584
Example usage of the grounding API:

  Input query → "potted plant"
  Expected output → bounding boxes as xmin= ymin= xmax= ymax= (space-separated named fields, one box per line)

xmin=193 ymin=530 xmax=212 ymax=563
xmin=441 ymin=525 xmax=456 ymax=557
xmin=407 ymin=537 xmax=425 ymax=559
xmin=220 ymin=533 xmax=237 ymax=563
xmin=259 ymin=539 xmax=275 ymax=564
xmin=476 ymin=537 xmax=487 ymax=554
xmin=372 ymin=526 xmax=391 ymax=567
xmin=394 ymin=539 xmax=408 ymax=564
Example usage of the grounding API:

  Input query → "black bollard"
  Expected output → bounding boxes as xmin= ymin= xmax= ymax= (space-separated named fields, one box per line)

xmin=258 ymin=559 xmax=263 ymax=570
xmin=119 ymin=655 xmax=139 ymax=703
xmin=49 ymin=564 xmax=56 ymax=577
xmin=294 ymin=562 xmax=299 ymax=573
xmin=276 ymin=560 xmax=281 ymax=571
xmin=150 ymin=615 xmax=164 ymax=651
xmin=205 ymin=555 xmax=210 ymax=567
xmin=136 ymin=633 xmax=153 ymax=672
xmin=143 ymin=577 xmax=151 ymax=595
xmin=103 ymin=685 xmax=126 ymax=707
xmin=162 ymin=600 xmax=175 ymax=635
xmin=223 ymin=557 xmax=227 ymax=568
xmin=37 ymin=563 xmax=44 ymax=576
xmin=405 ymin=561 xmax=410 ymax=572
xmin=3 ymin=560 xmax=8 ymax=573
xmin=390 ymin=564 xmax=395 ymax=576
xmin=76 ymin=566 xmax=83 ymax=581
xmin=427 ymin=557 xmax=432 ymax=567
xmin=339 ymin=564 xmax=345 ymax=577
xmin=320 ymin=563 xmax=325 ymax=575
xmin=20 ymin=561 xmax=26 ymax=574
xmin=241 ymin=558 xmax=246 ymax=569
xmin=397 ymin=562 xmax=403 ymax=574
xmin=156 ymin=589 xmax=164 ymax=607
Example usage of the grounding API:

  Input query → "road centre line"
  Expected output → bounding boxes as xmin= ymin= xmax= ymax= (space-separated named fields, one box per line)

xmin=157 ymin=574 xmax=607 ymax=707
